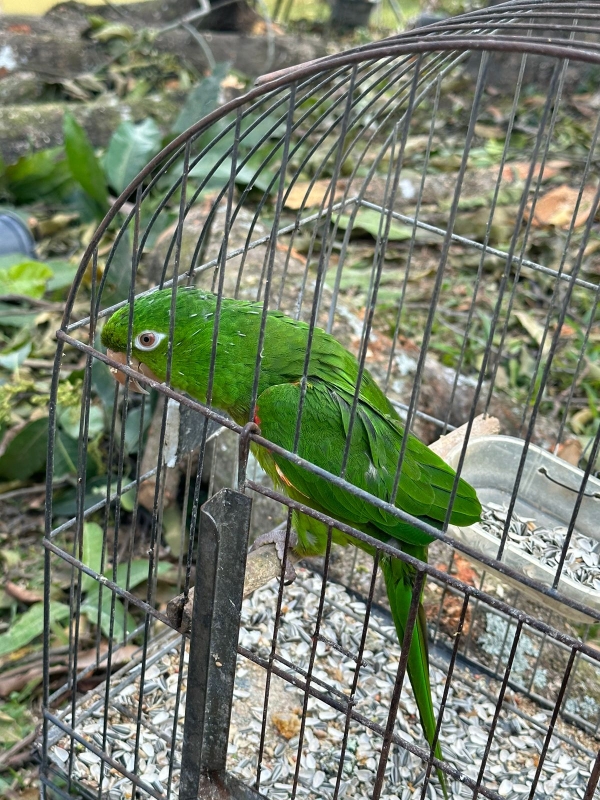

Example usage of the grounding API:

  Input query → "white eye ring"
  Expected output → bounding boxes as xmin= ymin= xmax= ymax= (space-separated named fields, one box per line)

xmin=134 ymin=331 xmax=166 ymax=351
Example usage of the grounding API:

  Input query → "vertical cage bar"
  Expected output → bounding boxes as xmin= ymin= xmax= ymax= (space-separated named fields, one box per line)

xmin=179 ymin=488 xmax=252 ymax=799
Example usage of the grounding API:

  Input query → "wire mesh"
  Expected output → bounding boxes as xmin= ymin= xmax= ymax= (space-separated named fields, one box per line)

xmin=43 ymin=3 xmax=600 ymax=799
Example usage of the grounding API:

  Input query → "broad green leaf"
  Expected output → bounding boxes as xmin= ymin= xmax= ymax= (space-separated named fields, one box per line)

xmin=51 ymin=475 xmax=107 ymax=517
xmin=104 ymin=119 xmax=162 ymax=195
xmin=0 ymin=341 xmax=31 ymax=370
xmin=5 ymin=148 xmax=75 ymax=204
xmin=235 ymin=160 xmax=278 ymax=194
xmin=52 ymin=428 xmax=79 ymax=479
xmin=120 ymin=488 xmax=135 ymax=511
xmin=63 ymin=112 xmax=109 ymax=211
xmin=0 ymin=254 xmax=24 ymax=269
xmin=337 ymin=210 xmax=412 ymax=241
xmin=84 ymin=559 xmax=171 ymax=641
xmin=239 ymin=114 xmax=286 ymax=149
xmin=58 ymin=404 xmax=104 ymax=440
xmin=0 ymin=302 xmax=39 ymax=328
xmin=0 ymin=260 xmax=54 ymax=299
xmin=171 ymin=64 xmax=228 ymax=136
xmin=112 ymin=559 xmax=170 ymax=591
xmin=81 ymin=522 xmax=104 ymax=594
xmin=102 ymin=230 xmax=133 ymax=304
xmin=46 ymin=260 xmax=78 ymax=292
xmin=0 ymin=602 xmax=70 ymax=657
xmin=124 ymin=406 xmax=145 ymax=454
xmin=81 ymin=591 xmax=136 ymax=642
xmin=92 ymin=357 xmax=117 ymax=416
xmin=189 ymin=158 xmax=234 ymax=188
xmin=0 ymin=417 xmax=48 ymax=481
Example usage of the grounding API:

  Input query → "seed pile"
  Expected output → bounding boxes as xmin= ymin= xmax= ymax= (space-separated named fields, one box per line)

xmin=479 ymin=503 xmax=600 ymax=590
xmin=50 ymin=570 xmax=596 ymax=800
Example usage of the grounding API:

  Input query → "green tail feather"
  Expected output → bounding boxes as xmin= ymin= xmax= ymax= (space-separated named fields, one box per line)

xmin=380 ymin=547 xmax=448 ymax=800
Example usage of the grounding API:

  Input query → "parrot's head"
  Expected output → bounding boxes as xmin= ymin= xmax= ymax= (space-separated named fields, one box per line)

xmin=100 ymin=288 xmax=216 ymax=394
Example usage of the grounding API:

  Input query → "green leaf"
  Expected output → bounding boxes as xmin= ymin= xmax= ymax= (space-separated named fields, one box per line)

xmin=58 ymin=404 xmax=104 ymax=440
xmin=90 ymin=22 xmax=135 ymax=42
xmin=81 ymin=521 xmax=104 ymax=594
xmin=0 ymin=260 xmax=54 ymax=299
xmin=239 ymin=114 xmax=286 ymax=149
xmin=171 ymin=64 xmax=228 ymax=136
xmin=63 ymin=112 xmax=109 ymax=212
xmin=0 ymin=341 xmax=31 ymax=370
xmin=46 ymin=260 xmax=78 ymax=293
xmin=0 ymin=303 xmax=39 ymax=328
xmin=92 ymin=357 xmax=117 ymax=417
xmin=120 ymin=488 xmax=135 ymax=511
xmin=103 ymin=230 xmax=133 ymax=304
xmin=52 ymin=428 xmax=79 ymax=479
xmin=0 ymin=602 xmax=70 ymax=657
xmin=112 ymin=558 xmax=170 ymax=591
xmin=336 ymin=209 xmax=412 ymax=241
xmin=81 ymin=591 xmax=136 ymax=642
xmin=124 ymin=406 xmax=145 ymax=454
xmin=104 ymin=119 xmax=163 ymax=195
xmin=5 ymin=148 xmax=75 ymax=204
xmin=0 ymin=417 xmax=48 ymax=481
xmin=82 ymin=560 xmax=169 ymax=641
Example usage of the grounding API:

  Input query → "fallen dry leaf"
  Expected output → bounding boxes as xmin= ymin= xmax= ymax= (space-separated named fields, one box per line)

xmin=271 ymin=710 xmax=301 ymax=739
xmin=502 ymin=159 xmax=570 ymax=183
xmin=452 ymin=555 xmax=478 ymax=587
xmin=76 ymin=644 xmax=138 ymax=669
xmin=0 ymin=665 xmax=62 ymax=697
xmin=556 ymin=439 xmax=583 ymax=466
xmin=560 ymin=323 xmax=576 ymax=337
xmin=570 ymin=407 xmax=594 ymax=435
xmin=474 ymin=123 xmax=506 ymax=139
xmin=284 ymin=179 xmax=346 ymax=211
xmin=514 ymin=310 xmax=549 ymax=354
xmin=4 ymin=581 xmax=42 ymax=605
xmin=525 ymin=184 xmax=598 ymax=229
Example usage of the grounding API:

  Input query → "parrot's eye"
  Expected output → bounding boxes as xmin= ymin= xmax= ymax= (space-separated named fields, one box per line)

xmin=134 ymin=331 xmax=165 ymax=351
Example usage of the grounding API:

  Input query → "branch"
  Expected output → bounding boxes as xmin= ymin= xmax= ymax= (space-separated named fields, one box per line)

xmin=166 ymin=543 xmax=295 ymax=632
xmin=166 ymin=413 xmax=499 ymax=634
xmin=428 ymin=413 xmax=500 ymax=460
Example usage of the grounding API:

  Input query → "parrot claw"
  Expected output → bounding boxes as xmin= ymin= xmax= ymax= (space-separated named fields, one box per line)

xmin=250 ymin=525 xmax=298 ymax=584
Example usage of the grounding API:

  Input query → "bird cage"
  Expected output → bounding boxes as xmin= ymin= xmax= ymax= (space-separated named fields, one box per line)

xmin=42 ymin=2 xmax=600 ymax=800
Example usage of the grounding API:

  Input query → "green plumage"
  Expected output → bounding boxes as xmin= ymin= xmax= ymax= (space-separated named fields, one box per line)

xmin=101 ymin=288 xmax=482 ymax=796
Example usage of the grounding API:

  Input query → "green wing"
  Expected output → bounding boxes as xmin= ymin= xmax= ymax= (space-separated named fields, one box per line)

xmin=254 ymin=379 xmax=481 ymax=548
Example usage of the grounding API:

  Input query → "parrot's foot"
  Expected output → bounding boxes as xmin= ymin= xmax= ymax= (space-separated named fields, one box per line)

xmin=251 ymin=525 xmax=298 ymax=584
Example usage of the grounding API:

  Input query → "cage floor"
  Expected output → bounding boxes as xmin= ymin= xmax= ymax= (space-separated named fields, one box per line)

xmin=48 ymin=568 xmax=599 ymax=800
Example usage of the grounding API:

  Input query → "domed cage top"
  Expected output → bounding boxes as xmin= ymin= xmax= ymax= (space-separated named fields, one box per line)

xmin=43 ymin=4 xmax=600 ymax=800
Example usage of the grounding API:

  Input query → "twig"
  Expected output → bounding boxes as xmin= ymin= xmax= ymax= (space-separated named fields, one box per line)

xmin=0 ymin=481 xmax=69 ymax=502
xmin=0 ymin=728 xmax=39 ymax=771
xmin=0 ymin=295 xmax=63 ymax=310
xmin=168 ymin=413 xmax=500 ymax=635
xmin=182 ymin=22 xmax=216 ymax=71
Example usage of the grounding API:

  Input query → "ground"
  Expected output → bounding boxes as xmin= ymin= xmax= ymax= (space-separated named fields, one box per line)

xmin=0 ymin=3 xmax=599 ymax=797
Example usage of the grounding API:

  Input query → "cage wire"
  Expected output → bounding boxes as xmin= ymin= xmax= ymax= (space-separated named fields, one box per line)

xmin=42 ymin=2 xmax=600 ymax=800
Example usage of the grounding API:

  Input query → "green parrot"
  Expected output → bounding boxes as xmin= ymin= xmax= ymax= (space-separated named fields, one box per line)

xmin=101 ymin=287 xmax=481 ymax=796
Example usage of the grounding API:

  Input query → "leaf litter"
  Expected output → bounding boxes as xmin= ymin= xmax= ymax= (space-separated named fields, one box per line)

xmin=0 ymin=32 xmax=599 ymax=792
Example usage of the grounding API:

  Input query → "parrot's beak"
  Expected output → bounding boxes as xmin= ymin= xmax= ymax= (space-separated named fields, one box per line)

xmin=106 ymin=349 xmax=156 ymax=395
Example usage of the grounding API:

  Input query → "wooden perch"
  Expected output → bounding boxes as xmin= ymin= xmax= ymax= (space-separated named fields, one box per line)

xmin=166 ymin=543 xmax=295 ymax=632
xmin=428 ymin=413 xmax=500 ymax=460
xmin=166 ymin=413 xmax=499 ymax=634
